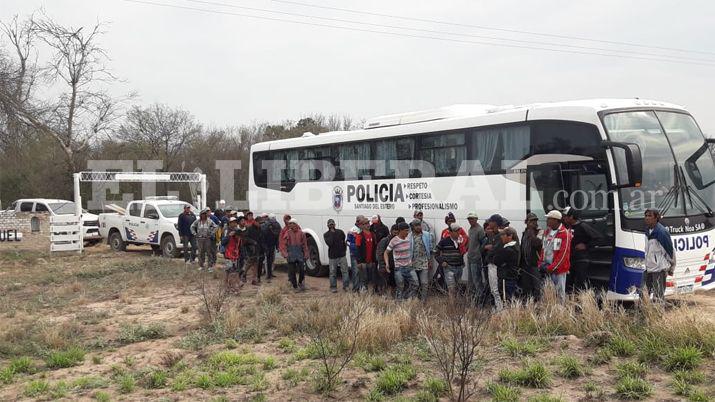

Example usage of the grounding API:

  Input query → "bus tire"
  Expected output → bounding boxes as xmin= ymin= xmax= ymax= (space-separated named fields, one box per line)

xmin=161 ymin=234 xmax=179 ymax=258
xmin=109 ymin=230 xmax=126 ymax=252
xmin=304 ymin=236 xmax=326 ymax=277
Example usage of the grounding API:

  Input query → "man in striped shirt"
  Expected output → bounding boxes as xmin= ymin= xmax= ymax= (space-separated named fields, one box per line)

xmin=385 ymin=222 xmax=418 ymax=300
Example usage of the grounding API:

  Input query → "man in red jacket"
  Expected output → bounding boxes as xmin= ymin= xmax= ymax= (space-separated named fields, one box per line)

xmin=538 ymin=210 xmax=572 ymax=303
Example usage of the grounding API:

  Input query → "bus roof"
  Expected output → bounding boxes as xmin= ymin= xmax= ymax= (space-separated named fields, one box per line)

xmin=252 ymin=98 xmax=686 ymax=152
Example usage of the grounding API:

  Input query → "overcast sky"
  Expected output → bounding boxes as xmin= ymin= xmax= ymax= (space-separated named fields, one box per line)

xmin=3 ymin=0 xmax=715 ymax=134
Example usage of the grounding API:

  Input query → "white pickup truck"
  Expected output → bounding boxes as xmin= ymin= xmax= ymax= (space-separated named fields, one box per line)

xmin=98 ymin=197 xmax=195 ymax=257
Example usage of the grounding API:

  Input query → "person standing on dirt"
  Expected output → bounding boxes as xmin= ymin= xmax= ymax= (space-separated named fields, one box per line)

xmin=435 ymin=223 xmax=466 ymax=295
xmin=355 ymin=217 xmax=377 ymax=293
xmin=323 ymin=219 xmax=349 ymax=293
xmin=280 ymin=218 xmax=310 ymax=292
xmin=178 ymin=204 xmax=197 ymax=264
xmin=493 ymin=227 xmax=520 ymax=303
xmin=484 ymin=214 xmax=507 ymax=311
xmin=644 ymin=209 xmax=675 ymax=302
xmin=385 ymin=222 xmax=416 ymax=300
xmin=466 ymin=212 xmax=486 ymax=300
xmin=260 ymin=213 xmax=280 ymax=282
xmin=240 ymin=216 xmax=262 ymax=286
xmin=376 ymin=224 xmax=398 ymax=296
xmin=520 ymin=213 xmax=543 ymax=301
xmin=346 ymin=217 xmax=363 ymax=291
xmin=562 ymin=207 xmax=600 ymax=292
xmin=191 ymin=209 xmax=218 ymax=272
xmin=222 ymin=217 xmax=242 ymax=292
xmin=538 ymin=210 xmax=572 ymax=303
xmin=410 ymin=219 xmax=433 ymax=301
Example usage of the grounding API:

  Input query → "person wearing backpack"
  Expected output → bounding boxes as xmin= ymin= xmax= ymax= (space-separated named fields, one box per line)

xmin=280 ymin=218 xmax=310 ymax=292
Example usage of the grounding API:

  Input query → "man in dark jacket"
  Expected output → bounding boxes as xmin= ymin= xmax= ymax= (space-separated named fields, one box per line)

xmin=376 ymin=224 xmax=398 ymax=295
xmin=563 ymin=207 xmax=600 ymax=292
xmin=370 ymin=215 xmax=390 ymax=245
xmin=260 ymin=213 xmax=280 ymax=282
xmin=435 ymin=223 xmax=466 ymax=294
xmin=494 ymin=227 xmax=520 ymax=304
xmin=177 ymin=205 xmax=197 ymax=263
xmin=240 ymin=217 xmax=262 ymax=286
xmin=323 ymin=219 xmax=349 ymax=293
xmin=520 ymin=213 xmax=543 ymax=300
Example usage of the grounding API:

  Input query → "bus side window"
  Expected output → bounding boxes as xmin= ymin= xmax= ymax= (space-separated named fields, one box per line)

xmin=419 ymin=132 xmax=466 ymax=177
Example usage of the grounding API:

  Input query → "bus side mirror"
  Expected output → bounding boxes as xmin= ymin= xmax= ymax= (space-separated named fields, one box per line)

xmin=602 ymin=141 xmax=643 ymax=188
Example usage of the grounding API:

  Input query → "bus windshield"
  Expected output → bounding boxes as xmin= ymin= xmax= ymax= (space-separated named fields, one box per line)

xmin=604 ymin=110 xmax=715 ymax=218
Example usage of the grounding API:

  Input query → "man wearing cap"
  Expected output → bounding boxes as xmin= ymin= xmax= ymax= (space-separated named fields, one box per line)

xmin=385 ymin=222 xmax=417 ymax=299
xmin=178 ymin=204 xmax=197 ymax=264
xmin=191 ymin=208 xmax=218 ymax=272
xmin=538 ymin=210 xmax=572 ymax=302
xmin=440 ymin=212 xmax=469 ymax=255
xmin=435 ymin=223 xmax=467 ymax=294
xmin=346 ymin=217 xmax=363 ymax=291
xmin=239 ymin=215 xmax=262 ymax=286
xmin=280 ymin=218 xmax=310 ymax=291
xmin=324 ymin=219 xmax=349 ymax=293
xmin=409 ymin=219 xmax=433 ymax=301
xmin=466 ymin=212 xmax=486 ymax=299
xmin=222 ymin=217 xmax=242 ymax=292
xmin=520 ymin=213 xmax=543 ymax=300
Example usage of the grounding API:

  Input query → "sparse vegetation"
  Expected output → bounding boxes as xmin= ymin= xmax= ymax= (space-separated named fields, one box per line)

xmin=498 ymin=361 xmax=551 ymax=388
xmin=118 ymin=322 xmax=168 ymax=344
xmin=0 ymin=247 xmax=714 ymax=401
xmin=615 ymin=376 xmax=653 ymax=400
xmin=45 ymin=347 xmax=86 ymax=369
xmin=555 ymin=354 xmax=585 ymax=378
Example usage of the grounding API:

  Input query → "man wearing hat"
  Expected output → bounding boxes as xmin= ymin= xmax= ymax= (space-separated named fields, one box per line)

xmin=483 ymin=213 xmax=509 ymax=311
xmin=280 ymin=218 xmax=310 ymax=291
xmin=435 ymin=222 xmax=467 ymax=294
xmin=191 ymin=208 xmax=218 ymax=272
xmin=222 ymin=217 xmax=242 ymax=292
xmin=466 ymin=212 xmax=486 ymax=299
xmin=520 ymin=212 xmax=543 ymax=300
xmin=385 ymin=222 xmax=417 ymax=299
xmin=538 ymin=210 xmax=572 ymax=302
xmin=178 ymin=204 xmax=197 ymax=264
xmin=259 ymin=213 xmax=280 ymax=282
xmin=562 ymin=207 xmax=600 ymax=292
xmin=323 ymin=219 xmax=349 ymax=292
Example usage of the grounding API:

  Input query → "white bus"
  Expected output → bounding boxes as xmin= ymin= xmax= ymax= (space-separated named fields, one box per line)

xmin=249 ymin=99 xmax=715 ymax=300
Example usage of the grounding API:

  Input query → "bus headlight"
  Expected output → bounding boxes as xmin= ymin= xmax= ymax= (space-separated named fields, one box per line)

xmin=623 ymin=257 xmax=645 ymax=270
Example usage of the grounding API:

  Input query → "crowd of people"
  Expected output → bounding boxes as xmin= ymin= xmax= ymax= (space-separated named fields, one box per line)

xmin=175 ymin=202 xmax=676 ymax=307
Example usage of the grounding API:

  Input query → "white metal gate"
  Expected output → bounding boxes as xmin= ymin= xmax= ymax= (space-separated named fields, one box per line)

xmin=50 ymin=215 xmax=83 ymax=253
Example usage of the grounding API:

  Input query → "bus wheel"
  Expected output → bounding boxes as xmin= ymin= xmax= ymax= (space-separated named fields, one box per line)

xmin=304 ymin=237 xmax=326 ymax=277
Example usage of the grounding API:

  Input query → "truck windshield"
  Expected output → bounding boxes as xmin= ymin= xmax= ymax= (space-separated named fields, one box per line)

xmin=49 ymin=202 xmax=77 ymax=215
xmin=604 ymin=110 xmax=715 ymax=218
xmin=158 ymin=204 xmax=192 ymax=218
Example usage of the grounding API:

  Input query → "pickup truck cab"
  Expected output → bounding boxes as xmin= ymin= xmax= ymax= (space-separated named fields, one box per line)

xmin=8 ymin=198 xmax=101 ymax=242
xmin=99 ymin=197 xmax=195 ymax=257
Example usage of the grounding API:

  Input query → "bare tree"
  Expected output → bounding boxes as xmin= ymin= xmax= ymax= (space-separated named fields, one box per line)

xmin=0 ymin=13 xmax=126 ymax=188
xmin=118 ymin=103 xmax=202 ymax=171
xmin=419 ymin=296 xmax=492 ymax=401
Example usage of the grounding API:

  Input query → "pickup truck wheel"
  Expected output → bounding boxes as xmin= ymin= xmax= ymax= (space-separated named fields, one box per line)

xmin=161 ymin=235 xmax=179 ymax=258
xmin=304 ymin=237 xmax=326 ymax=277
xmin=109 ymin=231 xmax=126 ymax=252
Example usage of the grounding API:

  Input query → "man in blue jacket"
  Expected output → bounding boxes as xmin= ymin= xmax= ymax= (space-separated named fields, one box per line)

xmin=177 ymin=204 xmax=197 ymax=263
xmin=409 ymin=219 xmax=432 ymax=301
xmin=644 ymin=209 xmax=675 ymax=302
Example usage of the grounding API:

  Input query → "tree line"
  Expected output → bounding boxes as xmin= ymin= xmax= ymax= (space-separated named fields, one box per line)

xmin=0 ymin=13 xmax=357 ymax=209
